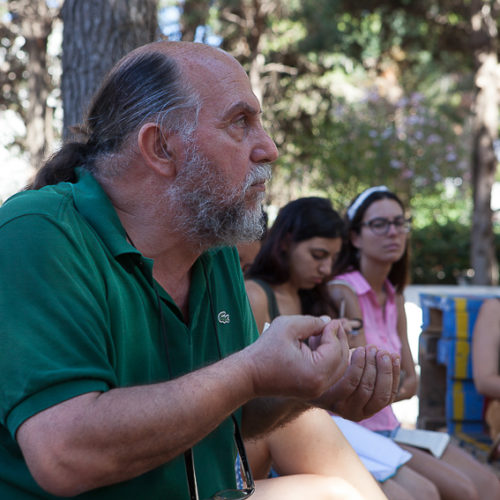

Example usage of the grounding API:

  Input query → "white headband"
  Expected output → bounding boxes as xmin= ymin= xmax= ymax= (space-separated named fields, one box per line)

xmin=346 ymin=185 xmax=389 ymax=220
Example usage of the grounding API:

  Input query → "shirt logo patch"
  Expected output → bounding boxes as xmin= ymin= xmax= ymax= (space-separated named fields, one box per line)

xmin=217 ymin=311 xmax=230 ymax=324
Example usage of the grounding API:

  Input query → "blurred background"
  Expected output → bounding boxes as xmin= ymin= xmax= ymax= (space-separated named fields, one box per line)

xmin=1 ymin=0 xmax=499 ymax=288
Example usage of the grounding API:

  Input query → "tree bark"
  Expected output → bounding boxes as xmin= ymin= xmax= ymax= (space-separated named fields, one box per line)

xmin=180 ymin=0 xmax=210 ymax=41
xmin=218 ymin=0 xmax=279 ymax=112
xmin=7 ymin=0 xmax=58 ymax=169
xmin=61 ymin=0 xmax=158 ymax=139
xmin=470 ymin=0 xmax=499 ymax=285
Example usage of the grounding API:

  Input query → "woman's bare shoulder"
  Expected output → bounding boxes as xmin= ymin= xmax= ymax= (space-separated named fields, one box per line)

xmin=476 ymin=298 xmax=500 ymax=328
xmin=244 ymin=279 xmax=269 ymax=308
xmin=328 ymin=281 xmax=358 ymax=302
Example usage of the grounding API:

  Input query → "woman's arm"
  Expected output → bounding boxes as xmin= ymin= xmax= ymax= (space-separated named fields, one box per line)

xmin=328 ymin=283 xmax=366 ymax=348
xmin=244 ymin=280 xmax=271 ymax=334
xmin=394 ymin=294 xmax=417 ymax=402
xmin=472 ymin=299 xmax=500 ymax=399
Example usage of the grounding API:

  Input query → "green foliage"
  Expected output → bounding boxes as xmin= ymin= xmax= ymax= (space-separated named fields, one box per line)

xmin=2 ymin=0 xmax=496 ymax=282
xmin=410 ymin=182 xmax=472 ymax=228
xmin=275 ymin=85 xmax=471 ymax=207
xmin=411 ymin=221 xmax=500 ymax=284
xmin=408 ymin=169 xmax=473 ymax=285
xmin=194 ymin=0 xmax=475 ymax=212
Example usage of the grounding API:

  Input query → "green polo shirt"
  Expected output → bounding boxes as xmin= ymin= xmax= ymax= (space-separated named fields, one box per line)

xmin=0 ymin=169 xmax=258 ymax=499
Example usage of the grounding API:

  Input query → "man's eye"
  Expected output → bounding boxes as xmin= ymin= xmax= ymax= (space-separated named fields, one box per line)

xmin=234 ymin=115 xmax=248 ymax=127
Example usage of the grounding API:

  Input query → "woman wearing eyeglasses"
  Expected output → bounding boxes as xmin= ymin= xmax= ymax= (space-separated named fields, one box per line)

xmin=329 ymin=186 xmax=500 ymax=500
xmin=242 ymin=197 xmax=437 ymax=500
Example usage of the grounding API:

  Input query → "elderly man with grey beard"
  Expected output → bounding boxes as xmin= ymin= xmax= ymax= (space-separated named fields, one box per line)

xmin=0 ymin=41 xmax=400 ymax=500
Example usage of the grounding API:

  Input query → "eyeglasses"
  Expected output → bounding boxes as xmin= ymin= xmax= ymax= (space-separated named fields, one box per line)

xmin=198 ymin=414 xmax=255 ymax=500
xmin=361 ymin=216 xmax=411 ymax=236
xmin=184 ymin=414 xmax=255 ymax=500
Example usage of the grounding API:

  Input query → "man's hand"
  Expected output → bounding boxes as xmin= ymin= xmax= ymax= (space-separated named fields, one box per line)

xmin=314 ymin=345 xmax=400 ymax=421
xmin=245 ymin=316 xmax=350 ymax=401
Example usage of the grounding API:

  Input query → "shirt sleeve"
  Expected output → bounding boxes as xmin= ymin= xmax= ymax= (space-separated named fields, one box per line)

xmin=0 ymin=214 xmax=116 ymax=437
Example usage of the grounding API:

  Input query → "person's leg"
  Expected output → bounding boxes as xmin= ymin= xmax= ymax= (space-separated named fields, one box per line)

xmin=379 ymin=478 xmax=414 ymax=500
xmin=244 ymin=434 xmax=272 ymax=480
xmin=399 ymin=443 xmax=479 ymax=500
xmin=252 ymin=474 xmax=370 ymax=500
xmin=386 ymin=464 xmax=439 ymax=500
xmin=245 ymin=437 xmax=387 ymax=500
xmin=439 ymin=441 xmax=500 ymax=500
xmin=486 ymin=399 xmax=500 ymax=461
xmin=486 ymin=399 xmax=500 ymax=439
xmin=263 ymin=408 xmax=387 ymax=499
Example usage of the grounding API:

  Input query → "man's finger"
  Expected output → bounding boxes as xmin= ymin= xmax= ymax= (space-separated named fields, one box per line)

xmin=334 ymin=320 xmax=348 ymax=346
xmin=347 ymin=345 xmax=378 ymax=409
xmin=364 ymin=350 xmax=399 ymax=415
xmin=328 ymin=346 xmax=366 ymax=402
xmin=390 ymin=353 xmax=401 ymax=402
xmin=308 ymin=319 xmax=344 ymax=352
xmin=285 ymin=315 xmax=335 ymax=342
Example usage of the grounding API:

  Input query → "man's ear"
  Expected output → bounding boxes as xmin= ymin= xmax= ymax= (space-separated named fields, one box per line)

xmin=137 ymin=123 xmax=179 ymax=177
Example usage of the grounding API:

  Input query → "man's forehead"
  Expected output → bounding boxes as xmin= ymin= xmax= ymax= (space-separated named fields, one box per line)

xmin=137 ymin=40 xmax=231 ymax=60
xmin=130 ymin=40 xmax=244 ymax=82
xmin=203 ymin=86 xmax=261 ymax=123
xmin=153 ymin=40 xmax=242 ymax=76
xmin=184 ymin=56 xmax=260 ymax=117
xmin=137 ymin=41 xmax=260 ymax=117
xmin=222 ymin=100 xmax=261 ymax=118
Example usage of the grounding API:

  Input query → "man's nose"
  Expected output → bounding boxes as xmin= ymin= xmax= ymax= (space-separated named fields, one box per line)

xmin=251 ymin=130 xmax=279 ymax=164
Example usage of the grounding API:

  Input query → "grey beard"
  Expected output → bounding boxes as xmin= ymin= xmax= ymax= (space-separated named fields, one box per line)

xmin=168 ymin=148 xmax=271 ymax=249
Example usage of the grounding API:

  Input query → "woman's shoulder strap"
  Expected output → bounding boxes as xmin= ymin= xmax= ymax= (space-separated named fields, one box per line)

xmin=248 ymin=278 xmax=281 ymax=320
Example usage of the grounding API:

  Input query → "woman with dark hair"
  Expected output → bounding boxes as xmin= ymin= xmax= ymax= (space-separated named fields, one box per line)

xmin=247 ymin=196 xmax=343 ymax=330
xmin=329 ymin=185 xmax=500 ymax=500
xmin=243 ymin=197 xmax=438 ymax=500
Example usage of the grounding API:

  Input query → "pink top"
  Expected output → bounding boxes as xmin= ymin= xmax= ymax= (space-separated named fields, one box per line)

xmin=332 ymin=270 xmax=401 ymax=432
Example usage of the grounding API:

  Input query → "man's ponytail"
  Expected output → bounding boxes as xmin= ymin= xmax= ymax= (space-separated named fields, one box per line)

xmin=31 ymin=141 xmax=91 ymax=189
xmin=30 ymin=44 xmax=201 ymax=190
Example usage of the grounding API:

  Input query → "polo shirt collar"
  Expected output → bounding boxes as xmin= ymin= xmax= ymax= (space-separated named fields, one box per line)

xmin=71 ymin=168 xmax=217 ymax=293
xmin=354 ymin=270 xmax=396 ymax=298
xmin=384 ymin=278 xmax=396 ymax=298
xmin=72 ymin=168 xmax=140 ymax=261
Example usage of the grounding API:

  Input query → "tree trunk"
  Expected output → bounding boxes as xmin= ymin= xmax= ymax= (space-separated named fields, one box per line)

xmin=61 ymin=0 xmax=158 ymax=140
xmin=180 ymin=0 xmax=210 ymax=41
xmin=218 ymin=0 xmax=277 ymax=108
xmin=470 ymin=0 xmax=499 ymax=285
xmin=7 ymin=0 xmax=58 ymax=169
